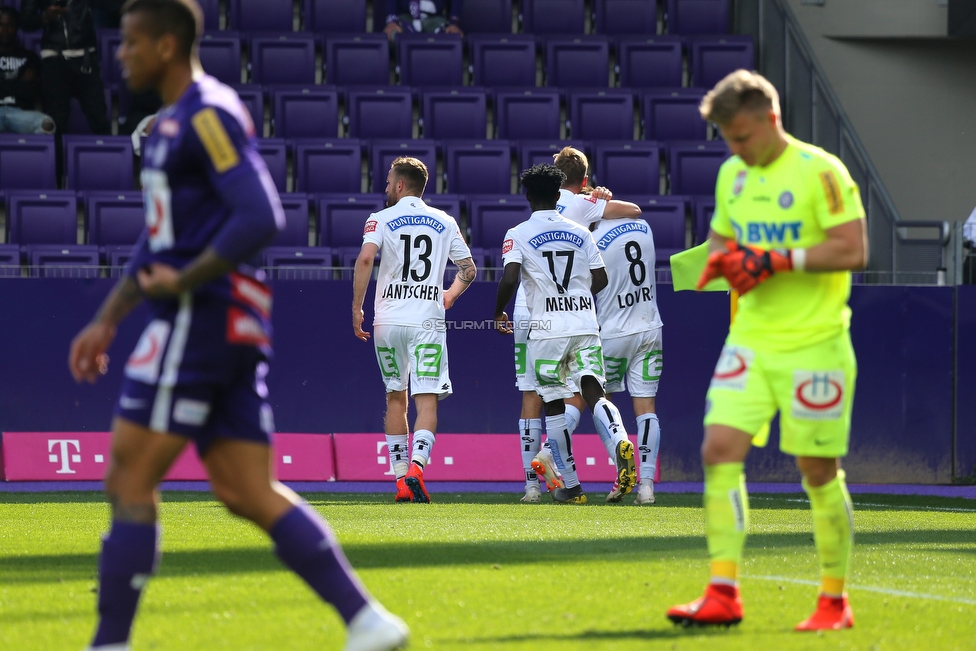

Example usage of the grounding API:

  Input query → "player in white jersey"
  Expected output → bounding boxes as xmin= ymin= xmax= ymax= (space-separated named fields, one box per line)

xmin=496 ymin=164 xmax=636 ymax=504
xmin=513 ymin=146 xmax=640 ymax=503
xmin=591 ymin=216 xmax=663 ymax=505
xmin=353 ymin=157 xmax=476 ymax=504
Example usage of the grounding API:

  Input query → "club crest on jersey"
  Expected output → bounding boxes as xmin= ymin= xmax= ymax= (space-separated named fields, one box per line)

xmin=710 ymin=345 xmax=753 ymax=392
xmin=502 ymin=238 xmax=514 ymax=254
xmin=159 ymin=118 xmax=180 ymax=137
xmin=583 ymin=194 xmax=598 ymax=203
xmin=528 ymin=230 xmax=584 ymax=249
xmin=732 ymin=170 xmax=747 ymax=196
xmin=387 ymin=215 xmax=445 ymax=233
xmin=791 ymin=371 xmax=845 ymax=420
xmin=364 ymin=219 xmax=377 ymax=234
xmin=778 ymin=191 xmax=794 ymax=209
xmin=596 ymin=221 xmax=647 ymax=250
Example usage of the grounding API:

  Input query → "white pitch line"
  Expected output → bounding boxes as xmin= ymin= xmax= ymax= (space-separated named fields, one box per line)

xmin=751 ymin=495 xmax=976 ymax=513
xmin=745 ymin=575 xmax=976 ymax=606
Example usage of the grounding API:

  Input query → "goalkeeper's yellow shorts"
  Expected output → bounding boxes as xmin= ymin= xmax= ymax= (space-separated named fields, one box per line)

xmin=703 ymin=331 xmax=856 ymax=458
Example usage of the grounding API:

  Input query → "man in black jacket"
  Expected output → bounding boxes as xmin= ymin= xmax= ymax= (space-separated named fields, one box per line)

xmin=0 ymin=7 xmax=55 ymax=133
xmin=21 ymin=0 xmax=110 ymax=134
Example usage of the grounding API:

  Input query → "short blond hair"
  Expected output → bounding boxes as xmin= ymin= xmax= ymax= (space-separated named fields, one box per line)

xmin=552 ymin=146 xmax=588 ymax=187
xmin=390 ymin=156 xmax=428 ymax=193
xmin=699 ymin=69 xmax=781 ymax=125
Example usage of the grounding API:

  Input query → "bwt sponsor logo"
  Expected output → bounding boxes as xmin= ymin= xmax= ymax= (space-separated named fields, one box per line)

xmin=48 ymin=439 xmax=83 ymax=474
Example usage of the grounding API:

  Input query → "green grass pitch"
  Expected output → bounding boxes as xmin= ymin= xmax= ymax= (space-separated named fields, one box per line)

xmin=1 ymin=490 xmax=974 ymax=650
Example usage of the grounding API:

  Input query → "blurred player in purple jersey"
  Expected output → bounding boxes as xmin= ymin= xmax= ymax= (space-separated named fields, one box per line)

xmin=67 ymin=0 xmax=408 ymax=649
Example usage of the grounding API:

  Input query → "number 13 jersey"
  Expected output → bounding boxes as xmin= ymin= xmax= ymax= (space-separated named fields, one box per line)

xmin=502 ymin=210 xmax=605 ymax=341
xmin=364 ymin=195 xmax=470 ymax=327
xmin=591 ymin=217 xmax=662 ymax=338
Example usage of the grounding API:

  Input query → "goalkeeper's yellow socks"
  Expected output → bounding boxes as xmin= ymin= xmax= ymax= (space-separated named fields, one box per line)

xmin=704 ymin=462 xmax=749 ymax=586
xmin=803 ymin=469 xmax=854 ymax=597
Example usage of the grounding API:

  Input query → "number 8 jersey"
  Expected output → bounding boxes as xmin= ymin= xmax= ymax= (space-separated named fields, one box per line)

xmin=590 ymin=217 xmax=663 ymax=337
xmin=364 ymin=196 xmax=470 ymax=327
xmin=502 ymin=209 xmax=605 ymax=340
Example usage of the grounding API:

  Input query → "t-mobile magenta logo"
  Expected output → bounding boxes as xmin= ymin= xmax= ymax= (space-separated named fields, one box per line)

xmin=48 ymin=439 xmax=82 ymax=474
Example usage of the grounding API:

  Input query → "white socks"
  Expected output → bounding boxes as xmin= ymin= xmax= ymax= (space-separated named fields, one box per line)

xmin=563 ymin=404 xmax=581 ymax=434
xmin=411 ymin=429 xmax=435 ymax=467
xmin=385 ymin=434 xmax=409 ymax=478
xmin=592 ymin=398 xmax=628 ymax=457
xmin=636 ymin=413 xmax=661 ymax=482
xmin=544 ymin=413 xmax=579 ymax=488
xmin=519 ymin=418 xmax=542 ymax=487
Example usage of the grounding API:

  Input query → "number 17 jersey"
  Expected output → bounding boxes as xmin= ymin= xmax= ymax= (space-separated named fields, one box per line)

xmin=364 ymin=195 xmax=470 ymax=327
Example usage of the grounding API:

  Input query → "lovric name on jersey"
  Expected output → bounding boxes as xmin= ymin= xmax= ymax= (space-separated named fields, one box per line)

xmin=381 ymin=283 xmax=441 ymax=301
xmin=615 ymin=286 xmax=653 ymax=309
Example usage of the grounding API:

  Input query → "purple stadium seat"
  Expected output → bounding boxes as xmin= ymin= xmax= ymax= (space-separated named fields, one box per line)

xmin=461 ymin=0 xmax=513 ymax=33
xmin=229 ymin=0 xmax=292 ymax=31
xmin=369 ymin=139 xmax=438 ymax=193
xmin=7 ymin=191 xmax=77 ymax=245
xmin=666 ymin=0 xmax=729 ymax=35
xmin=424 ymin=194 xmax=463 ymax=223
xmin=631 ymin=199 xmax=688 ymax=264
xmin=304 ymin=0 xmax=366 ymax=32
xmin=344 ymin=87 xmax=413 ymax=139
xmin=255 ymin=138 xmax=288 ymax=192
xmin=0 ymin=243 xmax=21 ymax=276
xmin=494 ymin=88 xmax=561 ymax=140
xmin=520 ymin=0 xmax=585 ymax=34
xmin=66 ymin=90 xmax=112 ymax=135
xmin=545 ymin=36 xmax=610 ymax=89
xmin=199 ymin=32 xmax=243 ymax=85
xmin=421 ymin=89 xmax=488 ymax=140
xmin=85 ymin=191 xmax=145 ymax=247
xmin=642 ymin=88 xmax=707 ymax=141
xmin=63 ymin=136 xmax=134 ymax=191
xmin=396 ymin=34 xmax=464 ymax=87
xmin=263 ymin=247 xmax=335 ymax=278
xmin=666 ymin=141 xmax=729 ymax=195
xmin=294 ymin=139 xmax=363 ymax=194
xmin=106 ymin=245 xmax=135 ymax=274
xmin=692 ymin=194 xmax=715 ymax=244
xmin=268 ymin=193 xmax=311 ymax=246
xmin=690 ymin=36 xmax=754 ymax=89
xmin=232 ymin=84 xmax=265 ymax=132
xmin=616 ymin=36 xmax=684 ymax=88
xmin=592 ymin=142 xmax=661 ymax=195
xmin=567 ymin=90 xmax=635 ymax=140
xmin=594 ymin=0 xmax=658 ymax=35
xmin=324 ymin=34 xmax=390 ymax=86
xmin=272 ymin=86 xmax=339 ymax=138
xmin=29 ymin=244 xmax=101 ymax=278
xmin=98 ymin=29 xmax=122 ymax=88
xmin=198 ymin=0 xmax=221 ymax=30
xmin=466 ymin=194 xmax=531 ymax=248
xmin=516 ymin=140 xmax=589 ymax=171
xmin=0 ymin=135 xmax=56 ymax=190
xmin=315 ymin=193 xmax=386 ymax=247
xmin=444 ymin=141 xmax=512 ymax=195
xmin=468 ymin=35 xmax=536 ymax=87
xmin=20 ymin=30 xmax=41 ymax=53
xmin=249 ymin=34 xmax=316 ymax=85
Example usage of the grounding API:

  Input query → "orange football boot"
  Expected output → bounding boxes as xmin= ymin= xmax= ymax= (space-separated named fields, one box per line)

xmin=795 ymin=594 xmax=854 ymax=631
xmin=667 ymin=584 xmax=743 ymax=627
xmin=394 ymin=477 xmax=412 ymax=503
xmin=404 ymin=463 xmax=430 ymax=503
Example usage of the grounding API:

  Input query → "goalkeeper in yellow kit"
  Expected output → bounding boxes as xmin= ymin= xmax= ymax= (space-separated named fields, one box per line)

xmin=666 ymin=70 xmax=868 ymax=631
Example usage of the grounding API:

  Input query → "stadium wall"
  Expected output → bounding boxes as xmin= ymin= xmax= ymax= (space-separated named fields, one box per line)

xmin=740 ymin=0 xmax=976 ymax=224
xmin=0 ymin=280 xmax=966 ymax=483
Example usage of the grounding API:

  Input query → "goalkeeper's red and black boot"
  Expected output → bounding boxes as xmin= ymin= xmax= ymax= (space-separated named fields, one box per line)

xmin=394 ymin=477 xmax=412 ymax=503
xmin=795 ymin=594 xmax=854 ymax=631
xmin=405 ymin=462 xmax=430 ymax=504
xmin=667 ymin=584 xmax=743 ymax=627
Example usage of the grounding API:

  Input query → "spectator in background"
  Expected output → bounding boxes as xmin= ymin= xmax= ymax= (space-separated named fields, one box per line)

xmin=383 ymin=0 xmax=463 ymax=39
xmin=0 ymin=7 xmax=55 ymax=133
xmin=20 ymin=0 xmax=111 ymax=134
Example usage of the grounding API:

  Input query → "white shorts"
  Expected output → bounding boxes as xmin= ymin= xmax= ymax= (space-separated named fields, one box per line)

xmin=526 ymin=333 xmax=605 ymax=402
xmin=602 ymin=328 xmax=663 ymax=398
xmin=514 ymin=303 xmax=579 ymax=393
xmin=374 ymin=324 xmax=452 ymax=398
